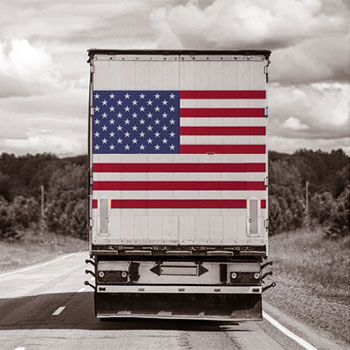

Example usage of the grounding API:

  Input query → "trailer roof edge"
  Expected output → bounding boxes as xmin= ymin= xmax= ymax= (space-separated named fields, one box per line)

xmin=87 ymin=49 xmax=272 ymax=60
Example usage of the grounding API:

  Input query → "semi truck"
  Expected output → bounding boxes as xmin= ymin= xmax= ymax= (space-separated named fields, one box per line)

xmin=85 ymin=49 xmax=274 ymax=320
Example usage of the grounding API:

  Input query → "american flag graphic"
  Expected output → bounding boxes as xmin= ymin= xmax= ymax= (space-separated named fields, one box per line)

xmin=92 ymin=90 xmax=267 ymax=209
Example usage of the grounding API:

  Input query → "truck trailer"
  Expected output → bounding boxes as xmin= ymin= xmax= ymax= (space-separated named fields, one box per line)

xmin=85 ymin=49 xmax=274 ymax=320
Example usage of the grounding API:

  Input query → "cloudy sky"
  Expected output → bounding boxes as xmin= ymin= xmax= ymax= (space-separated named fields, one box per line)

xmin=0 ymin=0 xmax=349 ymax=156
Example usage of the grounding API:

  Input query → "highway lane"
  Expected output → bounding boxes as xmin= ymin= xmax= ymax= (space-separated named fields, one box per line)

xmin=0 ymin=252 xmax=343 ymax=350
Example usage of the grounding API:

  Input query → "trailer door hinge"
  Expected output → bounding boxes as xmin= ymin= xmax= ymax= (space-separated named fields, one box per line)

xmin=90 ymin=107 xmax=94 ymax=116
xmin=264 ymin=177 xmax=268 ymax=187
xmin=90 ymin=65 xmax=95 ymax=74
xmin=264 ymin=65 xmax=269 ymax=83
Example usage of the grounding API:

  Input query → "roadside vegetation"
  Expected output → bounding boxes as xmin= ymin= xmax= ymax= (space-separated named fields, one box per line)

xmin=265 ymin=229 xmax=350 ymax=344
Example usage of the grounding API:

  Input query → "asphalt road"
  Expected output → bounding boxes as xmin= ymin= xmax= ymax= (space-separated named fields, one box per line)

xmin=0 ymin=252 xmax=344 ymax=350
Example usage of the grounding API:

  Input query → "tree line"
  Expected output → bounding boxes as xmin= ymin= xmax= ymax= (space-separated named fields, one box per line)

xmin=0 ymin=149 xmax=348 ymax=241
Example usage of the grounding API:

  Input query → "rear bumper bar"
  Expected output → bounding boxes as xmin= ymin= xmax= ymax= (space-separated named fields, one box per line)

xmin=97 ymin=285 xmax=262 ymax=294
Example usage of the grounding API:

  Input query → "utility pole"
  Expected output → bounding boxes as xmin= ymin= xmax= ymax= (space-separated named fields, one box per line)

xmin=305 ymin=181 xmax=309 ymax=232
xmin=40 ymin=185 xmax=45 ymax=217
xmin=39 ymin=185 xmax=45 ymax=242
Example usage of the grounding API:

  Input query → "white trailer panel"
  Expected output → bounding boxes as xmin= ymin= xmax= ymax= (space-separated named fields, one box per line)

xmin=89 ymin=51 xmax=269 ymax=249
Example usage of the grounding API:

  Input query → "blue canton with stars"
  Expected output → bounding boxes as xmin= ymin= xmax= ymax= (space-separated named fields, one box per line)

xmin=92 ymin=91 xmax=180 ymax=154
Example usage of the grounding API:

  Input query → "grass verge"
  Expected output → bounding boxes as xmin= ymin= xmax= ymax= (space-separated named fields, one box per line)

xmin=0 ymin=232 xmax=87 ymax=272
xmin=264 ymin=228 xmax=350 ymax=345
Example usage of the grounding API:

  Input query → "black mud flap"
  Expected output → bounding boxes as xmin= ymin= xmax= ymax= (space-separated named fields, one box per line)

xmin=95 ymin=293 xmax=262 ymax=321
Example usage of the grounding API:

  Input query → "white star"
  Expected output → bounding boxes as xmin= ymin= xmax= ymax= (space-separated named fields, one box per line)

xmin=139 ymin=132 xmax=145 ymax=137
xmin=125 ymin=119 xmax=130 ymax=125
xmin=170 ymin=106 xmax=175 ymax=112
xmin=147 ymin=113 xmax=153 ymax=119
xmin=109 ymin=93 xmax=115 ymax=99
xmin=170 ymin=144 xmax=176 ymax=150
xmin=170 ymin=119 xmax=175 ymax=125
xmin=102 ymin=125 xmax=108 ymax=131
xmin=109 ymin=132 xmax=115 ymax=137
xmin=140 ymin=106 xmax=145 ymax=112
xmin=162 ymin=100 xmax=168 ymax=105
xmin=162 ymin=138 xmax=168 ymax=144
xmin=155 ymin=132 xmax=160 ymax=137
xmin=139 ymin=93 xmax=145 ymax=99
xmin=132 ymin=112 xmax=138 ymax=118
xmin=109 ymin=144 xmax=115 ymax=150
xmin=94 ymin=93 xmax=100 ymax=99
xmin=170 ymin=93 xmax=175 ymax=99
xmin=102 ymin=113 xmax=107 ymax=118
xmin=154 ymin=93 xmax=160 ymax=99
xmin=132 ymin=125 xmax=138 ymax=131
xmin=147 ymin=99 xmax=153 ymax=106
xmin=154 ymin=144 xmax=160 ymax=151
xmin=109 ymin=119 xmax=115 ymax=125
xmin=162 ymin=113 xmax=167 ymax=118
xmin=132 ymin=100 xmax=138 ymax=105
xmin=124 ymin=132 xmax=130 ymax=137
xmin=94 ymin=119 xmax=100 ymax=125
xmin=140 ymin=119 xmax=145 ymax=125
xmin=147 ymin=138 xmax=153 ymax=144
xmin=94 ymin=132 xmax=100 ymax=137
xmin=117 ymin=100 xmax=123 ymax=105
xmin=139 ymin=144 xmax=145 ymax=150
xmin=132 ymin=138 xmax=138 ymax=144
xmin=109 ymin=106 xmax=115 ymax=112
xmin=155 ymin=106 xmax=160 ymax=112
xmin=117 ymin=125 xmax=123 ymax=131
xmin=117 ymin=138 xmax=123 ymax=144
xmin=94 ymin=144 xmax=100 ymax=150
xmin=95 ymin=106 xmax=100 ymax=112
xmin=147 ymin=125 xmax=153 ymax=131
xmin=102 ymin=138 xmax=108 ymax=144
xmin=124 ymin=106 xmax=130 ymax=112
xmin=170 ymin=131 xmax=175 ymax=137
xmin=125 ymin=144 xmax=130 ymax=150
xmin=155 ymin=119 xmax=160 ymax=125
xmin=102 ymin=100 xmax=107 ymax=106
xmin=124 ymin=93 xmax=130 ymax=99
xmin=162 ymin=125 xmax=168 ymax=131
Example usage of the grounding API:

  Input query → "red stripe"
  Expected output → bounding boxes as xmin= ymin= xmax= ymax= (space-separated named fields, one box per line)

xmin=180 ymin=145 xmax=266 ymax=154
xmin=180 ymin=126 xmax=266 ymax=136
xmin=261 ymin=200 xmax=266 ymax=209
xmin=93 ymin=163 xmax=266 ymax=173
xmin=111 ymin=199 xmax=247 ymax=209
xmin=92 ymin=199 xmax=98 ymax=209
xmin=93 ymin=181 xmax=266 ymax=191
xmin=180 ymin=108 xmax=265 ymax=117
xmin=180 ymin=90 xmax=266 ymax=99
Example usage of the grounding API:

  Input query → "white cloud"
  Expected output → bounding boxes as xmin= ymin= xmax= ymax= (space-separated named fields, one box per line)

xmin=0 ymin=39 xmax=62 ymax=97
xmin=283 ymin=117 xmax=309 ymax=130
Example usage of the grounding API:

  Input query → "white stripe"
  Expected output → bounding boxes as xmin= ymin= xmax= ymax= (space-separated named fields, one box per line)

xmin=92 ymin=191 xmax=267 ymax=199
xmin=180 ymin=135 xmax=266 ymax=145
xmin=180 ymin=117 xmax=266 ymax=126
xmin=52 ymin=306 xmax=66 ymax=316
xmin=77 ymin=287 xmax=86 ymax=293
xmin=0 ymin=253 xmax=75 ymax=279
xmin=93 ymin=173 xmax=265 ymax=181
xmin=92 ymin=208 xmax=266 ymax=216
xmin=263 ymin=312 xmax=318 ymax=350
xmin=93 ymin=154 xmax=266 ymax=163
xmin=180 ymin=99 xmax=265 ymax=108
xmin=15 ymin=347 xmax=26 ymax=350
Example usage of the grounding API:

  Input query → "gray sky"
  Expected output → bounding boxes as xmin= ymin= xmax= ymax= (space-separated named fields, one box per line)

xmin=0 ymin=0 xmax=349 ymax=156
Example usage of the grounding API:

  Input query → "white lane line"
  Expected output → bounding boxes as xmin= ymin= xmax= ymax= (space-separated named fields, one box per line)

xmin=263 ymin=311 xmax=318 ymax=350
xmin=90 ymin=276 xmax=95 ymax=281
xmin=52 ymin=306 xmax=66 ymax=316
xmin=15 ymin=347 xmax=26 ymax=350
xmin=78 ymin=287 xmax=86 ymax=293
xmin=0 ymin=253 xmax=78 ymax=279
